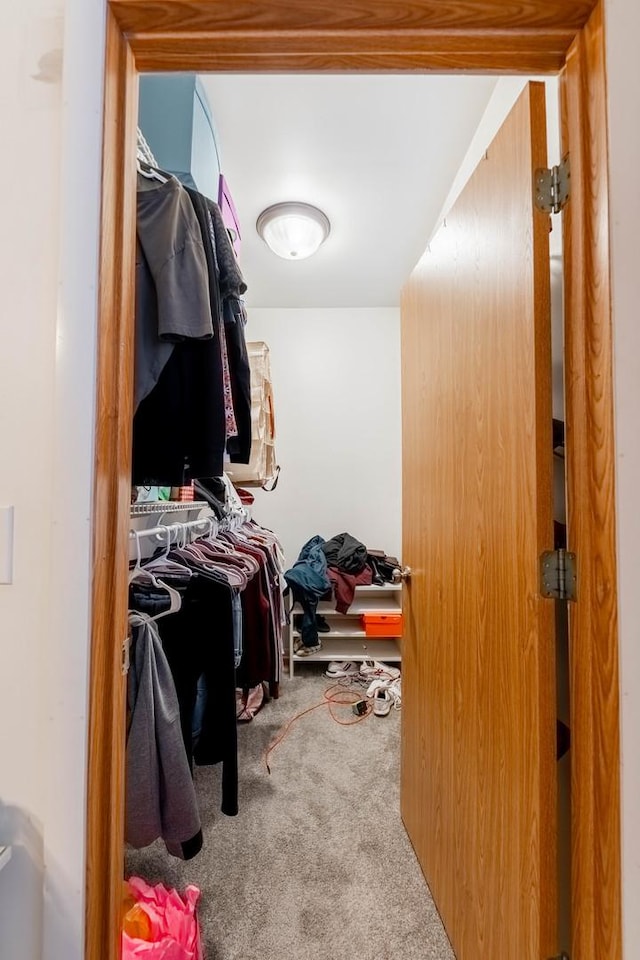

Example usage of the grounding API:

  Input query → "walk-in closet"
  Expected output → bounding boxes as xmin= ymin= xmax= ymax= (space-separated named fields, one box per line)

xmin=124 ymin=71 xmax=472 ymax=959
xmin=116 ymin=66 xmax=576 ymax=960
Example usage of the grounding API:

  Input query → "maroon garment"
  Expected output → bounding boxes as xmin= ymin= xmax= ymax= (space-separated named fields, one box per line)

xmin=327 ymin=565 xmax=373 ymax=614
xmin=237 ymin=573 xmax=272 ymax=689
xmin=231 ymin=537 xmax=283 ymax=683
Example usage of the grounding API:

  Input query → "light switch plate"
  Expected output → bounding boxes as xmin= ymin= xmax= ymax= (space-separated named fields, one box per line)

xmin=0 ymin=506 xmax=15 ymax=584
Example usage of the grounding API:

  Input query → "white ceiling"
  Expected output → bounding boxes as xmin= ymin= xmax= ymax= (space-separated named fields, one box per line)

xmin=200 ymin=74 xmax=497 ymax=308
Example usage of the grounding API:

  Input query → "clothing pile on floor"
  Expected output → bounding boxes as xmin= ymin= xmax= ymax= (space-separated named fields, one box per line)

xmin=326 ymin=659 xmax=402 ymax=717
xmin=284 ymin=533 xmax=400 ymax=653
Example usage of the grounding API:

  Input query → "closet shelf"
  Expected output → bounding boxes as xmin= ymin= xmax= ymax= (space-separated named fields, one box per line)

xmin=130 ymin=501 xmax=208 ymax=517
xmin=314 ymin=597 xmax=401 ymax=616
xmin=287 ymin=581 xmax=403 ymax=677
xmin=354 ymin=583 xmax=402 ymax=592
xmin=292 ymin=637 xmax=401 ymax=665
xmin=292 ymin=627 xmax=368 ymax=639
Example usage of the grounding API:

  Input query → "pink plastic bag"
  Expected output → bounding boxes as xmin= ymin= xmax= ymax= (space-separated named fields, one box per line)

xmin=122 ymin=877 xmax=203 ymax=960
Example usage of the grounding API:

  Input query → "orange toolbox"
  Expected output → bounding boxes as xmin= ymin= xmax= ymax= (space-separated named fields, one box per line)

xmin=361 ymin=613 xmax=403 ymax=638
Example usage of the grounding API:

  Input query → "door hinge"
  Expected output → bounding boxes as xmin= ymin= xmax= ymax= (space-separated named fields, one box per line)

xmin=534 ymin=155 xmax=571 ymax=214
xmin=540 ymin=548 xmax=577 ymax=601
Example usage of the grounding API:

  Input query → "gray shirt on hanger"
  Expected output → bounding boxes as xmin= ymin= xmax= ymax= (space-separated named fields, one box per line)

xmin=134 ymin=173 xmax=214 ymax=409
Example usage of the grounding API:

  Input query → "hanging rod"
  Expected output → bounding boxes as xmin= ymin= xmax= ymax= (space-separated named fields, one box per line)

xmin=129 ymin=517 xmax=213 ymax=542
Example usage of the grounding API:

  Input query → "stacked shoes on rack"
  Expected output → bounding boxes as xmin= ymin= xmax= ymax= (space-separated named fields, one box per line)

xmin=325 ymin=660 xmax=401 ymax=718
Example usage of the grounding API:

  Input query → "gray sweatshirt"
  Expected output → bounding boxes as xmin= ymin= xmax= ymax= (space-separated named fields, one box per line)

xmin=126 ymin=614 xmax=203 ymax=859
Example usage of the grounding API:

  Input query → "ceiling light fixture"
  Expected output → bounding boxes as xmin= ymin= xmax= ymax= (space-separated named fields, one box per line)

xmin=256 ymin=202 xmax=331 ymax=260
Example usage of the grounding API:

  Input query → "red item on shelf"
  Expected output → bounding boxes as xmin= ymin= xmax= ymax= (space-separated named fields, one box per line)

xmin=170 ymin=484 xmax=195 ymax=502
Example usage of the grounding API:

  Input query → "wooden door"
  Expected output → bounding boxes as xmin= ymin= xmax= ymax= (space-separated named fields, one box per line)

xmin=400 ymin=83 xmax=557 ymax=960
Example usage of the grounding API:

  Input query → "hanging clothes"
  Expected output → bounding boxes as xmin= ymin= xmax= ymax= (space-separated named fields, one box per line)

xmin=132 ymin=172 xmax=253 ymax=485
xmin=157 ymin=570 xmax=240 ymax=816
xmin=204 ymin=194 xmax=252 ymax=464
xmin=127 ymin=513 xmax=285 ymax=826
xmin=229 ymin=522 xmax=285 ymax=691
xmin=223 ymin=298 xmax=252 ymax=464
xmin=134 ymin=173 xmax=214 ymax=410
xmin=126 ymin=613 xmax=203 ymax=860
xmin=134 ymin=239 xmax=174 ymax=410
xmin=132 ymin=333 xmax=227 ymax=484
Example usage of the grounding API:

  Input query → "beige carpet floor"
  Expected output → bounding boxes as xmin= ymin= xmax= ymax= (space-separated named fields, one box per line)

xmin=126 ymin=663 xmax=455 ymax=960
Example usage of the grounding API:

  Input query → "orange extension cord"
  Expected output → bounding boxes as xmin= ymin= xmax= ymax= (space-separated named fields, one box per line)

xmin=264 ymin=680 xmax=372 ymax=774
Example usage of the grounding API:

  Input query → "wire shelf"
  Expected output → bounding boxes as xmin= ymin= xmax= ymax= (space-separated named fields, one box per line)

xmin=130 ymin=501 xmax=209 ymax=517
xmin=136 ymin=126 xmax=158 ymax=167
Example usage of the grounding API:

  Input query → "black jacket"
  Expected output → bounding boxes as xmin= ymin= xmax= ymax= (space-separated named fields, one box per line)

xmin=322 ymin=533 xmax=368 ymax=575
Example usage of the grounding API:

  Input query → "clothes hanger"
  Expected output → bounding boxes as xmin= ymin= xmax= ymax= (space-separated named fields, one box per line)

xmin=176 ymin=518 xmax=250 ymax=585
xmin=202 ymin=516 xmax=219 ymax=541
xmin=144 ymin=524 xmax=193 ymax=578
xmin=129 ymin=529 xmax=182 ymax=620
xmin=191 ymin=517 xmax=237 ymax=557
xmin=171 ymin=520 xmax=213 ymax=564
xmin=181 ymin=533 xmax=220 ymax=564
xmin=136 ymin=155 xmax=170 ymax=184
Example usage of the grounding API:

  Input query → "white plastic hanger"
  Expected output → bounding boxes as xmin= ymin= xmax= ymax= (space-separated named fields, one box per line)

xmin=145 ymin=524 xmax=192 ymax=578
xmin=180 ymin=522 xmax=215 ymax=563
xmin=129 ymin=529 xmax=182 ymax=620
xmin=136 ymin=153 xmax=169 ymax=184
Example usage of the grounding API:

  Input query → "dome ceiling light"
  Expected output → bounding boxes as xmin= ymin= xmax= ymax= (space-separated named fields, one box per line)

xmin=256 ymin=202 xmax=331 ymax=260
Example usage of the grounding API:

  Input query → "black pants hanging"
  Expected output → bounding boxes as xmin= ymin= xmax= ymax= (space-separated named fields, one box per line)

xmin=158 ymin=573 xmax=238 ymax=816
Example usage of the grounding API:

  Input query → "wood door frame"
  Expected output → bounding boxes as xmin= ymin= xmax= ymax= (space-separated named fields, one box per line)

xmin=90 ymin=2 xmax=620 ymax=958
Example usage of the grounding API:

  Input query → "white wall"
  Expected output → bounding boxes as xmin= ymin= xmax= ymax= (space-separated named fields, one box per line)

xmin=247 ymin=308 xmax=402 ymax=567
xmin=0 ymin=4 xmax=62 ymax=958
xmin=605 ymin=1 xmax=640 ymax=953
xmin=0 ymin=2 xmax=105 ymax=960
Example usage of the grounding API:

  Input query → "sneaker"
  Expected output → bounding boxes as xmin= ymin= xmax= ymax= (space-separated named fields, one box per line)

xmin=325 ymin=660 xmax=360 ymax=678
xmin=365 ymin=677 xmax=390 ymax=698
xmin=296 ymin=643 xmax=322 ymax=657
xmin=373 ymin=687 xmax=392 ymax=717
xmin=388 ymin=677 xmax=402 ymax=710
xmin=359 ymin=659 xmax=400 ymax=681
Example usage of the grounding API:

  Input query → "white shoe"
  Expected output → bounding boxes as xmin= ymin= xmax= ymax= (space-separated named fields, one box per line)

xmin=325 ymin=660 xmax=360 ymax=678
xmin=388 ymin=677 xmax=402 ymax=710
xmin=373 ymin=687 xmax=392 ymax=717
xmin=365 ymin=677 xmax=390 ymax=698
xmin=359 ymin=659 xmax=400 ymax=681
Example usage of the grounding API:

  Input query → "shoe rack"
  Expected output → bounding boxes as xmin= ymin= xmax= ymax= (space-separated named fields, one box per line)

xmin=286 ymin=583 xmax=402 ymax=678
